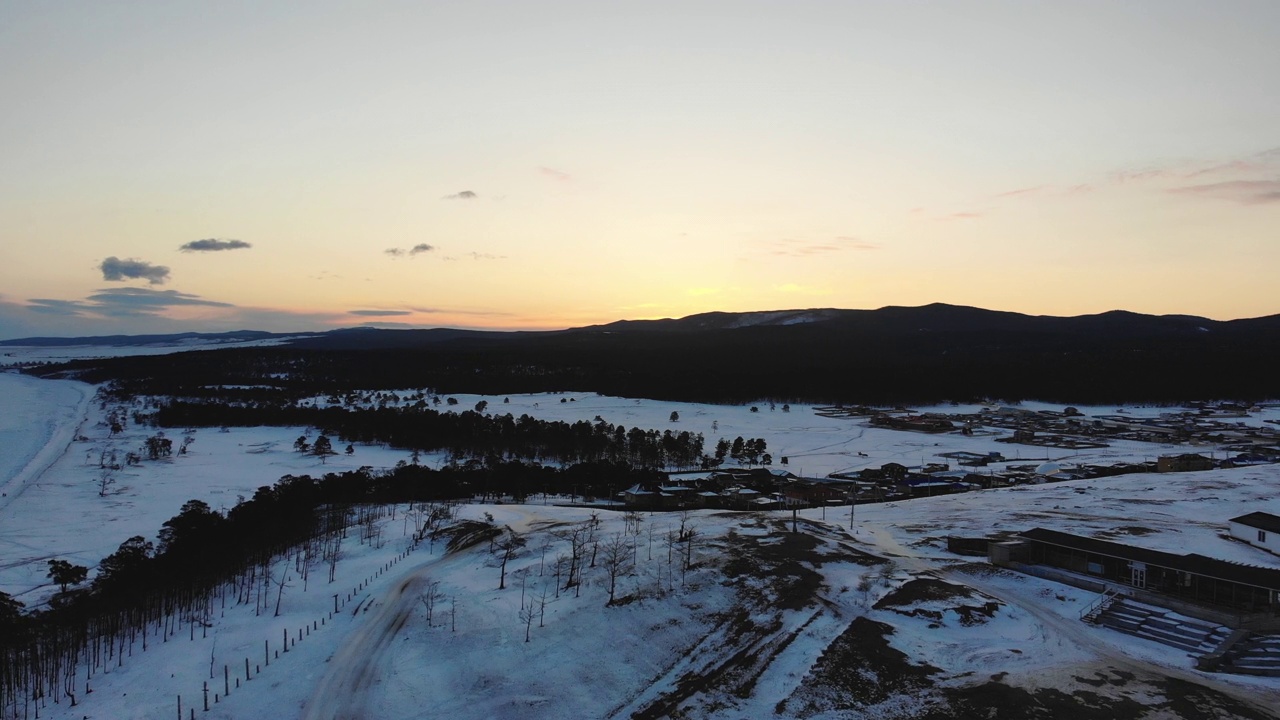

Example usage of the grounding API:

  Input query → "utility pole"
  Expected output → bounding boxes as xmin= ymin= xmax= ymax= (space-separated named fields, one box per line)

xmin=849 ymin=489 xmax=856 ymax=531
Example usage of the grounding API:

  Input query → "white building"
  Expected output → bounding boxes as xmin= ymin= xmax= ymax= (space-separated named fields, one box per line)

xmin=1228 ymin=512 xmax=1280 ymax=556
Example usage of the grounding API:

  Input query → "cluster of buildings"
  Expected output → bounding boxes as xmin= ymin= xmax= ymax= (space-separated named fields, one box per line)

xmin=853 ymin=402 xmax=1280 ymax=453
xmin=620 ymin=449 xmax=1275 ymax=511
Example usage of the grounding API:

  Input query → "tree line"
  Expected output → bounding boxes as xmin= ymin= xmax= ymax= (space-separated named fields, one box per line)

xmin=0 ymin=458 xmax=673 ymax=717
xmin=153 ymin=401 xmax=710 ymax=469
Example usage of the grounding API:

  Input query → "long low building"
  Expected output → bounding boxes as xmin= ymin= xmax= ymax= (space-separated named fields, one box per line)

xmin=995 ymin=528 xmax=1280 ymax=616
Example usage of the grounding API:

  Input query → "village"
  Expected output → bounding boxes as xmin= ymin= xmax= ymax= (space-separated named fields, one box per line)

xmin=619 ymin=401 xmax=1280 ymax=512
xmin=611 ymin=400 xmax=1280 ymax=680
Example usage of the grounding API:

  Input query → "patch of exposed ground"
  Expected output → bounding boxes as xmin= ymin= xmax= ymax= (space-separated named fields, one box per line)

xmin=624 ymin=519 xmax=880 ymax=719
xmin=779 ymin=616 xmax=941 ymax=716
xmin=873 ymin=576 xmax=1002 ymax=626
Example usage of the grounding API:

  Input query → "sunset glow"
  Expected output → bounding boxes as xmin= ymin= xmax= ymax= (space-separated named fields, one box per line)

xmin=2 ymin=1 xmax=1278 ymax=338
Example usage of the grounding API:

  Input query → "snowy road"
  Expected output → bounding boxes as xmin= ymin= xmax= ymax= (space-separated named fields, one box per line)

xmin=301 ymin=571 xmax=431 ymax=720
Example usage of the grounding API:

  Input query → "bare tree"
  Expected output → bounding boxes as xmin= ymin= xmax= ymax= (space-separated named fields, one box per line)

xmin=419 ymin=581 xmax=444 ymax=626
xmin=272 ymin=568 xmax=291 ymax=617
xmin=600 ymin=534 xmax=633 ymax=605
xmin=519 ymin=599 xmax=535 ymax=642
xmin=97 ymin=467 xmax=117 ymax=497
xmin=494 ymin=530 xmax=525 ymax=590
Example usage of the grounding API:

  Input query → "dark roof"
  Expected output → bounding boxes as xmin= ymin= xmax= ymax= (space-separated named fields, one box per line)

xmin=1230 ymin=512 xmax=1280 ymax=534
xmin=1019 ymin=528 xmax=1280 ymax=592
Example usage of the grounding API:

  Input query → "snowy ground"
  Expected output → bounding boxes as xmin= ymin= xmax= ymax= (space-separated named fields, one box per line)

xmin=321 ymin=390 xmax=1262 ymax=477
xmin=5 ymin=372 xmax=1280 ymax=719
xmin=0 ymin=336 xmax=307 ymax=367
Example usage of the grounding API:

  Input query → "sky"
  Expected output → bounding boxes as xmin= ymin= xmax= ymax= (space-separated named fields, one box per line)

xmin=1 ymin=1 xmax=1278 ymax=339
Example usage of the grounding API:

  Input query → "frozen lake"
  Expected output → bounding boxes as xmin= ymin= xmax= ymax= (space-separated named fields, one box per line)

xmin=0 ymin=372 xmax=92 ymax=510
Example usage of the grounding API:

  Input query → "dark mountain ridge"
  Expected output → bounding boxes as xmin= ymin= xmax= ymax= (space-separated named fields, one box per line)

xmin=22 ymin=304 xmax=1280 ymax=405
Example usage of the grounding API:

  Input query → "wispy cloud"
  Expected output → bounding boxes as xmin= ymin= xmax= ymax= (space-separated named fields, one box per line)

xmin=993 ymin=186 xmax=1046 ymax=199
xmin=769 ymin=236 xmax=880 ymax=257
xmin=100 ymin=256 xmax=170 ymax=285
xmin=179 ymin=238 xmax=252 ymax=252
xmin=441 ymin=252 xmax=506 ymax=262
xmin=408 ymin=306 xmax=514 ymax=317
xmin=26 ymin=299 xmax=96 ymax=316
xmin=384 ymin=248 xmax=405 ymax=257
xmin=349 ymin=309 xmax=413 ymax=317
xmin=28 ymin=288 xmax=233 ymax=319
xmin=410 ymin=243 xmax=434 ymax=255
xmin=1110 ymin=166 xmax=1179 ymax=184
xmin=1183 ymin=160 xmax=1265 ymax=179
xmin=87 ymin=288 xmax=233 ymax=316
xmin=443 ymin=190 xmax=478 ymax=200
xmin=538 ymin=166 xmax=572 ymax=182
xmin=946 ymin=211 xmax=983 ymax=220
xmin=1169 ymin=180 xmax=1280 ymax=205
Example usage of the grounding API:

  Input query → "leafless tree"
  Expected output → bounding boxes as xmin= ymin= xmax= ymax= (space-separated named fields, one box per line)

xmin=600 ymin=534 xmax=633 ymax=605
xmin=420 ymin=581 xmax=444 ymax=626
xmin=272 ymin=568 xmax=291 ymax=617
xmin=518 ymin=597 xmax=536 ymax=642
xmin=494 ymin=530 xmax=525 ymax=590
xmin=97 ymin=467 xmax=117 ymax=497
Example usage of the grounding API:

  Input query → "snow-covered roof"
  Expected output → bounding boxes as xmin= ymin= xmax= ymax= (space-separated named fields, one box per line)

xmin=1229 ymin=512 xmax=1280 ymax=533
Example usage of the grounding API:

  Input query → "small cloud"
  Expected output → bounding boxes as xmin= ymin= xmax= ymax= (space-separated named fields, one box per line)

xmin=993 ymin=186 xmax=1045 ymax=199
xmin=1111 ymin=166 xmax=1178 ymax=184
xmin=409 ymin=243 xmax=435 ymax=256
xmin=770 ymin=237 xmax=879 ymax=257
xmin=833 ymin=236 xmax=881 ymax=251
xmin=87 ymin=287 xmax=233 ymax=316
xmin=100 ymin=256 xmax=170 ymax=285
xmin=349 ymin=310 xmax=413 ymax=317
xmin=1169 ymin=180 xmax=1280 ymax=205
xmin=407 ymin=306 xmax=514 ymax=317
xmin=385 ymin=248 xmax=405 ymax=257
xmin=1184 ymin=160 xmax=1263 ymax=179
xmin=443 ymin=190 xmax=478 ymax=200
xmin=26 ymin=299 xmax=95 ymax=316
xmin=442 ymin=252 xmax=505 ymax=262
xmin=179 ymin=238 xmax=252 ymax=252
xmin=538 ymin=166 xmax=572 ymax=182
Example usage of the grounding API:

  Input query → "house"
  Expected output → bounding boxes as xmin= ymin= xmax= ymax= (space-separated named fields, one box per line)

xmin=1156 ymin=453 xmax=1215 ymax=473
xmin=1229 ymin=513 xmax=1280 ymax=557
xmin=997 ymin=528 xmax=1280 ymax=616
xmin=622 ymin=484 xmax=658 ymax=508
xmin=783 ymin=477 xmax=853 ymax=507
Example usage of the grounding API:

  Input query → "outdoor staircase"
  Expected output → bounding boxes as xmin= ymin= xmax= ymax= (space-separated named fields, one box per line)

xmin=1223 ymin=634 xmax=1280 ymax=677
xmin=1090 ymin=597 xmax=1230 ymax=655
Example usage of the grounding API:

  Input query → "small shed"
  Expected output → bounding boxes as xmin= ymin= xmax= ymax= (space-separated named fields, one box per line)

xmin=1229 ymin=512 xmax=1280 ymax=557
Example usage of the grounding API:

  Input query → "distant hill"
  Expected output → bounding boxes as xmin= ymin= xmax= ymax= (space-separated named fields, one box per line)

xmin=0 ymin=330 xmax=314 ymax=348
xmin=23 ymin=304 xmax=1280 ymax=404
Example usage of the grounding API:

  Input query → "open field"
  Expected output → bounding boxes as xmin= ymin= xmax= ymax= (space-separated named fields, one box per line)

xmin=3 ymin=371 xmax=1280 ymax=718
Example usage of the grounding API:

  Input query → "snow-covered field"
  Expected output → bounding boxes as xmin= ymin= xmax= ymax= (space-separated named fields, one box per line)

xmin=0 ymin=336 xmax=305 ymax=367
xmin=5 ymin=370 xmax=1280 ymax=719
